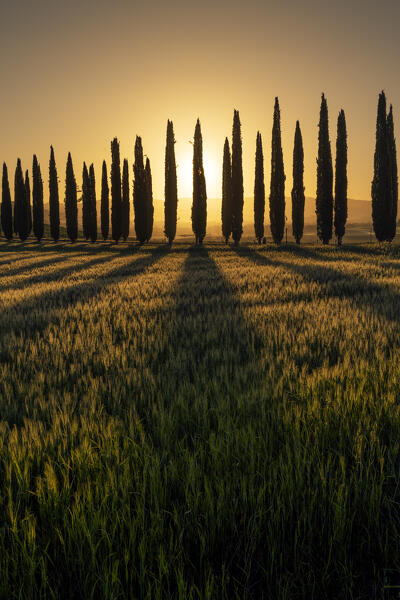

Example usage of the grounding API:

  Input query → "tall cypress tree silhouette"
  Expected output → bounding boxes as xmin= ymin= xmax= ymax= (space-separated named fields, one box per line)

xmin=291 ymin=121 xmax=305 ymax=244
xmin=111 ymin=138 xmax=122 ymax=243
xmin=231 ymin=110 xmax=244 ymax=245
xmin=89 ymin=164 xmax=97 ymax=243
xmin=82 ymin=162 xmax=91 ymax=240
xmin=164 ymin=121 xmax=178 ymax=244
xmin=101 ymin=160 xmax=109 ymax=241
xmin=134 ymin=137 xmax=147 ymax=244
xmin=387 ymin=104 xmax=398 ymax=241
xmin=221 ymin=137 xmax=232 ymax=244
xmin=192 ymin=119 xmax=207 ymax=244
xmin=269 ymin=97 xmax=285 ymax=244
xmin=14 ymin=159 xmax=26 ymax=240
xmin=372 ymin=92 xmax=391 ymax=241
xmin=145 ymin=157 xmax=154 ymax=242
xmin=316 ymin=93 xmax=333 ymax=244
xmin=122 ymin=158 xmax=130 ymax=241
xmin=25 ymin=170 xmax=32 ymax=238
xmin=1 ymin=163 xmax=13 ymax=240
xmin=32 ymin=155 xmax=44 ymax=242
xmin=334 ymin=110 xmax=348 ymax=246
xmin=371 ymin=92 xmax=396 ymax=242
xmin=254 ymin=131 xmax=265 ymax=244
xmin=49 ymin=146 xmax=60 ymax=242
xmin=65 ymin=153 xmax=78 ymax=242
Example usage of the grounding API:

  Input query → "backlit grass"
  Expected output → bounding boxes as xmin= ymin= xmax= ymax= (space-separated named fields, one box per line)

xmin=0 ymin=241 xmax=399 ymax=599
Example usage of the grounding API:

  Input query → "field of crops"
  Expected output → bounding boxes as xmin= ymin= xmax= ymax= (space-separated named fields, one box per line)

xmin=1 ymin=241 xmax=400 ymax=599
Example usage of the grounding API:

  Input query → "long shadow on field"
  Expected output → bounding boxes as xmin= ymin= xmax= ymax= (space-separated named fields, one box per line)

xmin=233 ymin=245 xmax=400 ymax=325
xmin=0 ymin=253 xmax=86 ymax=284
xmin=0 ymin=250 xmax=135 ymax=293
xmin=0 ymin=245 xmax=168 ymax=338
xmin=293 ymin=246 xmax=400 ymax=276
xmin=263 ymin=243 xmax=398 ymax=264
xmin=0 ymin=240 xmax=152 ymax=256
xmin=0 ymin=252 xmax=61 ymax=269
xmin=138 ymin=246 xmax=270 ymax=597
xmin=148 ymin=244 xmax=265 ymax=440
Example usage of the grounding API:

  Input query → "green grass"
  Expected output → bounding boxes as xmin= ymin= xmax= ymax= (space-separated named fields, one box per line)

xmin=0 ymin=241 xmax=400 ymax=599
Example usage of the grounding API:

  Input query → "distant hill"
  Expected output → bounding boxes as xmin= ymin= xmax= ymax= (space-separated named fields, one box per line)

xmin=25 ymin=197 xmax=372 ymax=242
xmin=41 ymin=196 xmax=371 ymax=230
xmin=152 ymin=196 xmax=372 ymax=228
xmin=303 ymin=197 xmax=371 ymax=225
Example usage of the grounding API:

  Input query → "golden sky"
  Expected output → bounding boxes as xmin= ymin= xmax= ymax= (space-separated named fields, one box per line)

xmin=1 ymin=0 xmax=399 ymax=222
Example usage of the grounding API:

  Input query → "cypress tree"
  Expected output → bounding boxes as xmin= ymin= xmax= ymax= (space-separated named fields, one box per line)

xmin=291 ymin=121 xmax=305 ymax=244
xmin=101 ymin=160 xmax=109 ymax=241
xmin=14 ymin=159 xmax=26 ymax=240
xmin=65 ymin=153 xmax=78 ymax=242
xmin=221 ymin=137 xmax=232 ymax=244
xmin=26 ymin=171 xmax=32 ymax=236
xmin=25 ymin=171 xmax=32 ymax=239
xmin=134 ymin=137 xmax=147 ymax=244
xmin=316 ymin=93 xmax=333 ymax=244
xmin=269 ymin=97 xmax=286 ymax=244
xmin=49 ymin=146 xmax=60 ymax=242
xmin=1 ymin=163 xmax=13 ymax=240
xmin=371 ymin=92 xmax=393 ymax=242
xmin=164 ymin=121 xmax=178 ymax=244
xmin=192 ymin=118 xmax=207 ymax=244
xmin=32 ymin=155 xmax=44 ymax=242
xmin=334 ymin=110 xmax=348 ymax=245
xmin=145 ymin=157 xmax=154 ymax=242
xmin=387 ymin=104 xmax=398 ymax=241
xmin=82 ymin=162 xmax=91 ymax=240
xmin=254 ymin=131 xmax=265 ymax=244
xmin=231 ymin=110 xmax=244 ymax=245
xmin=89 ymin=164 xmax=97 ymax=243
xmin=122 ymin=158 xmax=130 ymax=241
xmin=111 ymin=138 xmax=122 ymax=243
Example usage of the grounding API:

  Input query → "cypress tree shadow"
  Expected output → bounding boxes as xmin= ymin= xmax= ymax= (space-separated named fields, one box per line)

xmin=0 ymin=245 xmax=168 ymax=343
xmin=233 ymin=245 xmax=400 ymax=326
xmin=0 ymin=251 xmax=122 ymax=293
xmin=130 ymin=244 xmax=268 ymax=597
xmin=0 ymin=252 xmax=83 ymax=281
xmin=148 ymin=245 xmax=264 ymax=418
xmin=280 ymin=243 xmax=399 ymax=263
xmin=0 ymin=240 xmax=148 ymax=256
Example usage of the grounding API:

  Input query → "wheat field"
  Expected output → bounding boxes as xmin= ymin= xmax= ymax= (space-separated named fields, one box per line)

xmin=0 ymin=241 xmax=399 ymax=599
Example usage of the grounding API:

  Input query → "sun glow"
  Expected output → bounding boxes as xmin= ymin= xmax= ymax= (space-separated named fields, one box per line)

xmin=177 ymin=148 xmax=219 ymax=199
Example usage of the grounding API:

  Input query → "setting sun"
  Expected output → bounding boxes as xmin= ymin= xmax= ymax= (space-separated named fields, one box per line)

xmin=177 ymin=146 xmax=219 ymax=199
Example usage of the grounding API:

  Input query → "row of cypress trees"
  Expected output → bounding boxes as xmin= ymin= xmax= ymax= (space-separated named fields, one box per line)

xmin=315 ymin=91 xmax=398 ymax=246
xmin=181 ymin=94 xmax=394 ymax=246
xmin=1 ymin=158 xmax=42 ymax=242
xmin=0 ymin=139 xmax=154 ymax=244
xmin=1 ymin=93 xmax=396 ymax=245
xmin=221 ymin=97 xmax=348 ymax=246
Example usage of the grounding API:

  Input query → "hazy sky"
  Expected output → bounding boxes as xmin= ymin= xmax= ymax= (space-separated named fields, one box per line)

xmin=1 ymin=0 xmax=399 ymax=221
